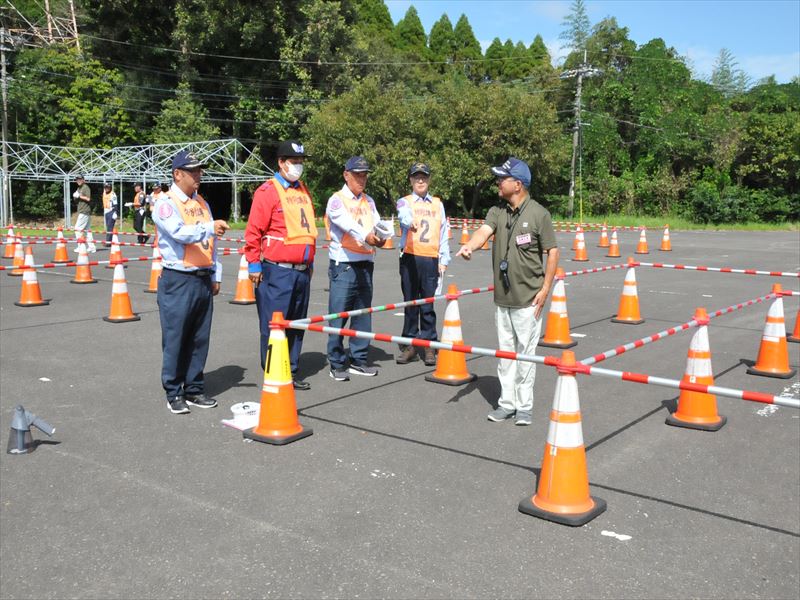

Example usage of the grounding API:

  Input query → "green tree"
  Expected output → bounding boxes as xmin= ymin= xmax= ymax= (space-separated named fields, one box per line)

xmin=152 ymin=83 xmax=221 ymax=143
xmin=560 ymin=0 xmax=590 ymax=51
xmin=394 ymin=6 xmax=427 ymax=54
xmin=452 ymin=14 xmax=482 ymax=79
xmin=529 ymin=35 xmax=550 ymax=64
xmin=428 ymin=14 xmax=455 ymax=63
xmin=484 ymin=38 xmax=507 ymax=81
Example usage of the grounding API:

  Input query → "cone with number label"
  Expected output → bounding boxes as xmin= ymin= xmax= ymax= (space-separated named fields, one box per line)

xmin=539 ymin=269 xmax=576 ymax=349
xmin=659 ymin=224 xmax=672 ymax=251
xmin=572 ymin=229 xmax=588 ymax=261
xmin=4 ymin=225 xmax=16 ymax=259
xmin=103 ymin=263 xmax=140 ymax=323
xmin=106 ymin=230 xmax=124 ymax=269
xmin=606 ymin=229 xmax=620 ymax=258
xmin=144 ymin=244 xmax=161 ymax=293
xmin=53 ymin=227 xmax=69 ymax=263
xmin=8 ymin=237 xmax=25 ymax=276
xmin=788 ymin=309 xmax=799 ymax=343
xmin=229 ymin=253 xmax=256 ymax=305
xmin=666 ymin=308 xmax=726 ymax=431
xmin=519 ymin=350 xmax=606 ymax=526
xmin=598 ymin=223 xmax=609 ymax=248
xmin=426 ymin=285 xmax=477 ymax=385
xmin=70 ymin=239 xmax=97 ymax=284
xmin=635 ymin=227 xmax=649 ymax=254
xmin=611 ymin=259 xmax=644 ymax=324
xmin=15 ymin=247 xmax=49 ymax=307
xmin=244 ymin=312 xmax=313 ymax=445
xmin=747 ymin=285 xmax=796 ymax=378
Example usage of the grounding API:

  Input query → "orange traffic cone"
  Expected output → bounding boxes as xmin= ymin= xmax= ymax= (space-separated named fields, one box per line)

xmin=747 ymin=285 xmax=796 ymax=378
xmin=425 ymin=285 xmax=477 ymax=385
xmin=572 ymin=226 xmax=582 ymax=250
xmin=635 ymin=227 xmax=649 ymax=254
xmin=460 ymin=226 xmax=469 ymax=245
xmin=244 ymin=312 xmax=313 ymax=445
xmin=447 ymin=218 xmax=452 ymax=240
xmin=8 ymin=237 xmax=25 ymax=276
xmin=606 ymin=229 xmax=620 ymax=258
xmin=53 ymin=227 xmax=69 ymax=263
xmin=324 ymin=214 xmax=331 ymax=241
xmin=611 ymin=259 xmax=644 ymax=324
xmin=3 ymin=224 xmax=15 ymax=259
xmin=666 ymin=308 xmax=726 ymax=431
xmin=598 ymin=223 xmax=609 ymax=248
xmin=572 ymin=229 xmax=588 ymax=261
xmin=229 ymin=254 xmax=256 ymax=305
xmin=144 ymin=244 xmax=161 ymax=293
xmin=539 ymin=269 xmax=576 ymax=349
xmin=659 ymin=224 xmax=671 ymax=251
xmin=788 ymin=309 xmax=799 ymax=343
xmin=519 ymin=350 xmax=606 ymax=526
xmin=481 ymin=235 xmax=491 ymax=250
xmin=70 ymin=239 xmax=97 ymax=284
xmin=103 ymin=263 xmax=140 ymax=322
xmin=14 ymin=247 xmax=49 ymax=307
xmin=106 ymin=230 xmax=124 ymax=269
xmin=382 ymin=216 xmax=394 ymax=250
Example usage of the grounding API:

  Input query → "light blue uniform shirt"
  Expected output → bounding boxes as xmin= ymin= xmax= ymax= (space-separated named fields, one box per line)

xmin=326 ymin=184 xmax=381 ymax=264
xmin=396 ymin=192 xmax=451 ymax=266
xmin=152 ymin=183 xmax=222 ymax=282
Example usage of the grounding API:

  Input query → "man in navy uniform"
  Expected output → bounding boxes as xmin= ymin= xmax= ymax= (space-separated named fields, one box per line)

xmin=152 ymin=150 xmax=229 ymax=415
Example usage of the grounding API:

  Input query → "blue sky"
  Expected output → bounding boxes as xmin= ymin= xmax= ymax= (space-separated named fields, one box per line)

xmin=385 ymin=1 xmax=800 ymax=83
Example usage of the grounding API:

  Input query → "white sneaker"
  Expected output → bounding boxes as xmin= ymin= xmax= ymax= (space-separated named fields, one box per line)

xmin=88 ymin=245 xmax=97 ymax=253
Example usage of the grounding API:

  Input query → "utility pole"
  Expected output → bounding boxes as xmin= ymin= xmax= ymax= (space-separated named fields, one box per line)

xmin=1 ymin=27 xmax=10 ymax=227
xmin=560 ymin=49 xmax=601 ymax=220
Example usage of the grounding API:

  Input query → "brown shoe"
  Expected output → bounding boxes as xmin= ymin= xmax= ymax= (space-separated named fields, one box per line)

xmin=423 ymin=347 xmax=437 ymax=366
xmin=396 ymin=344 xmax=418 ymax=364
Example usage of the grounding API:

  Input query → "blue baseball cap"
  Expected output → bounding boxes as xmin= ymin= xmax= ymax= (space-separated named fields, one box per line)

xmin=171 ymin=150 xmax=208 ymax=171
xmin=491 ymin=157 xmax=531 ymax=188
xmin=344 ymin=156 xmax=372 ymax=172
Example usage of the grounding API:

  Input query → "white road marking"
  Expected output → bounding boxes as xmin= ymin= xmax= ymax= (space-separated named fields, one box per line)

xmin=601 ymin=530 xmax=632 ymax=542
xmin=39 ymin=377 xmax=51 ymax=382
xmin=572 ymin=333 xmax=587 ymax=338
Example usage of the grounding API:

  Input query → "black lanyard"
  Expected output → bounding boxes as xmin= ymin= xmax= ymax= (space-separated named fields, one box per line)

xmin=503 ymin=208 xmax=522 ymax=262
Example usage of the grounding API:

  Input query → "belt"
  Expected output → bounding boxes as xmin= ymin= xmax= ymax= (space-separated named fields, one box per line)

xmin=263 ymin=259 xmax=309 ymax=272
xmin=163 ymin=267 xmax=214 ymax=277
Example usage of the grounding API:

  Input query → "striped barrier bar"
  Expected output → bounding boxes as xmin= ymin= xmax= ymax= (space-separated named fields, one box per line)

xmin=580 ymin=292 xmax=780 ymax=366
xmin=636 ymin=261 xmax=799 ymax=278
xmin=12 ymin=225 xmax=245 ymax=244
xmin=285 ymin=320 xmax=799 ymax=409
xmin=563 ymin=263 xmax=629 ymax=277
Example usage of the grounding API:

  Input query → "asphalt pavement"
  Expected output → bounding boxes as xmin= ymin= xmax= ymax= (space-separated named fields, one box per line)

xmin=1 ymin=228 xmax=798 ymax=599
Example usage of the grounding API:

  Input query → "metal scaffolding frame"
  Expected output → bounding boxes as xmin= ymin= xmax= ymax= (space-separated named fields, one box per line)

xmin=0 ymin=138 xmax=273 ymax=226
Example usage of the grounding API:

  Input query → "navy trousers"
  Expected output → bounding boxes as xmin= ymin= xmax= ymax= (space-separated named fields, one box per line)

xmin=327 ymin=260 xmax=373 ymax=369
xmin=157 ymin=268 xmax=214 ymax=399
xmin=255 ymin=261 xmax=311 ymax=375
xmin=104 ymin=211 xmax=116 ymax=242
xmin=399 ymin=253 xmax=439 ymax=341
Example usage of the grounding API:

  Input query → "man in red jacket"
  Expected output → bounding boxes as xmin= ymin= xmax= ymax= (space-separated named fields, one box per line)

xmin=244 ymin=140 xmax=317 ymax=391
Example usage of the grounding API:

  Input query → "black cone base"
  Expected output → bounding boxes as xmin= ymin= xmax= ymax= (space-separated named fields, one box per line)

xmin=103 ymin=315 xmax=141 ymax=323
xmin=424 ymin=373 xmax=476 ymax=386
xmin=665 ymin=413 xmax=727 ymax=431
xmin=15 ymin=299 xmax=50 ymax=307
xmin=539 ymin=339 xmax=577 ymax=349
xmin=746 ymin=366 xmax=797 ymax=379
xmin=70 ymin=279 xmax=97 ymax=284
xmin=243 ymin=426 xmax=313 ymax=445
xmin=518 ymin=495 xmax=607 ymax=527
xmin=229 ymin=300 xmax=256 ymax=305
xmin=611 ymin=317 xmax=644 ymax=325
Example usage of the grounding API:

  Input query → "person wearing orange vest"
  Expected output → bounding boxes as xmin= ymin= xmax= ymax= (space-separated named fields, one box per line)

xmin=132 ymin=183 xmax=150 ymax=245
xmin=101 ymin=183 xmax=119 ymax=244
xmin=244 ymin=140 xmax=317 ymax=391
xmin=325 ymin=156 xmax=386 ymax=381
xmin=396 ymin=162 xmax=451 ymax=366
xmin=152 ymin=151 xmax=229 ymax=415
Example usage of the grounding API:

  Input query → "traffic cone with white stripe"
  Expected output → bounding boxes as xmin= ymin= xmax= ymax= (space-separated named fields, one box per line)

xmin=747 ymin=285 xmax=796 ymax=378
xmin=611 ymin=258 xmax=644 ymax=324
xmin=3 ymin=224 xmax=16 ymax=259
xmin=518 ymin=350 xmax=606 ymax=526
xmin=572 ymin=229 xmax=588 ymax=261
xmin=460 ymin=226 xmax=469 ymax=245
xmin=70 ymin=239 xmax=97 ymax=284
xmin=144 ymin=244 xmax=161 ymax=293
xmin=606 ymin=229 xmax=620 ymax=258
xmin=53 ymin=227 xmax=69 ymax=263
xmin=8 ymin=238 xmax=25 ymax=276
xmin=103 ymin=264 xmax=140 ymax=323
xmin=659 ymin=224 xmax=672 ymax=251
xmin=666 ymin=308 xmax=726 ymax=431
xmin=425 ymin=285 xmax=477 ymax=386
xmin=244 ymin=312 xmax=313 ymax=445
xmin=539 ymin=269 xmax=576 ymax=349
xmin=598 ymin=223 xmax=609 ymax=248
xmin=572 ymin=226 xmax=582 ymax=250
xmin=14 ymin=247 xmax=49 ymax=307
xmin=635 ymin=227 xmax=649 ymax=254
xmin=229 ymin=254 xmax=256 ymax=305
xmin=106 ymin=230 xmax=124 ymax=269
xmin=788 ymin=309 xmax=799 ymax=343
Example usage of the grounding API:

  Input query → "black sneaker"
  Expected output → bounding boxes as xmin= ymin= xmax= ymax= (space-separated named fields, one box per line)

xmin=293 ymin=380 xmax=311 ymax=391
xmin=329 ymin=368 xmax=350 ymax=381
xmin=184 ymin=393 xmax=217 ymax=408
xmin=348 ymin=364 xmax=378 ymax=377
xmin=167 ymin=396 xmax=190 ymax=414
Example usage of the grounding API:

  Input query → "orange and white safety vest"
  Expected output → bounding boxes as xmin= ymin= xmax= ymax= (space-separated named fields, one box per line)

xmin=166 ymin=190 xmax=214 ymax=269
xmin=402 ymin=195 xmax=443 ymax=258
xmin=336 ymin=191 xmax=375 ymax=255
xmin=269 ymin=178 xmax=317 ymax=245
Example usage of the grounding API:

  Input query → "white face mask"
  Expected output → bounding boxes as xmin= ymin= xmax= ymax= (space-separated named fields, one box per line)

xmin=283 ymin=162 xmax=304 ymax=182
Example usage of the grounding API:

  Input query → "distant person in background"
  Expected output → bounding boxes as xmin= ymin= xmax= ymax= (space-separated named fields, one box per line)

xmin=395 ymin=162 xmax=450 ymax=366
xmin=72 ymin=174 xmax=95 ymax=252
xmin=132 ymin=183 xmax=149 ymax=244
xmin=102 ymin=183 xmax=119 ymax=244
